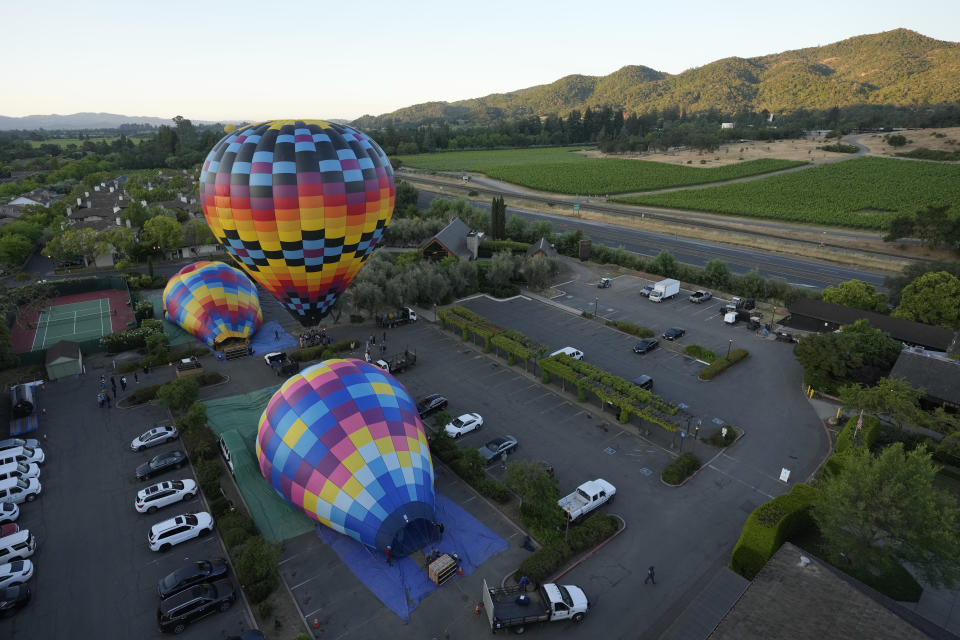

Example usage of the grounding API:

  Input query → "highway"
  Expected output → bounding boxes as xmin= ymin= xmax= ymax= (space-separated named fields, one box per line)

xmin=416 ymin=191 xmax=893 ymax=290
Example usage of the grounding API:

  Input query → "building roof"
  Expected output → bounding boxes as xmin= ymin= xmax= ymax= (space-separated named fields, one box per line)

xmin=709 ymin=543 xmax=936 ymax=640
xmin=0 ymin=205 xmax=24 ymax=219
xmin=787 ymin=298 xmax=955 ymax=351
xmin=45 ymin=340 xmax=81 ymax=364
xmin=525 ymin=237 xmax=558 ymax=259
xmin=890 ymin=349 xmax=960 ymax=407
xmin=420 ymin=217 xmax=473 ymax=260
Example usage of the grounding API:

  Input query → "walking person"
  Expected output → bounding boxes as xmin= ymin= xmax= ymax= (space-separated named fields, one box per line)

xmin=385 ymin=545 xmax=392 ymax=566
xmin=383 ymin=331 xmax=386 ymax=342
xmin=120 ymin=376 xmax=127 ymax=391
xmin=134 ymin=372 xmax=139 ymax=384
xmin=645 ymin=566 xmax=656 ymax=585
xmin=274 ymin=329 xmax=280 ymax=341
xmin=97 ymin=393 xmax=104 ymax=408
xmin=105 ymin=395 xmax=112 ymax=409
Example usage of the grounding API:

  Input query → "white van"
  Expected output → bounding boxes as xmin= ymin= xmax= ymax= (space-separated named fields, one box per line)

xmin=549 ymin=347 xmax=584 ymax=360
xmin=0 ymin=462 xmax=40 ymax=483
xmin=0 ymin=446 xmax=45 ymax=467
xmin=0 ymin=530 xmax=36 ymax=563
xmin=0 ymin=478 xmax=41 ymax=504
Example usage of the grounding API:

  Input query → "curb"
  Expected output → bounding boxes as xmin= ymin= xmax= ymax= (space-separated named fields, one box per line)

xmin=549 ymin=514 xmax=628 ymax=582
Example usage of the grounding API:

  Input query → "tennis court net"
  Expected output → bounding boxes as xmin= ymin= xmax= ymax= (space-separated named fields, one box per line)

xmin=38 ymin=311 xmax=111 ymax=328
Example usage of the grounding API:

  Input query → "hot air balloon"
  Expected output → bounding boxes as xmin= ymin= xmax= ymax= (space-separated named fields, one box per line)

xmin=256 ymin=359 xmax=436 ymax=556
xmin=198 ymin=120 xmax=395 ymax=326
xmin=162 ymin=261 xmax=262 ymax=347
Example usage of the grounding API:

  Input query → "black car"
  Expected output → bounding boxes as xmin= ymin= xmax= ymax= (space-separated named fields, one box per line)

xmin=477 ymin=436 xmax=519 ymax=463
xmin=416 ymin=394 xmax=448 ymax=418
xmin=137 ymin=450 xmax=187 ymax=481
xmin=158 ymin=558 xmax=230 ymax=598
xmin=662 ymin=327 xmax=686 ymax=341
xmin=157 ymin=578 xmax=235 ymax=634
xmin=0 ymin=584 xmax=30 ymax=617
xmin=631 ymin=375 xmax=654 ymax=390
xmin=633 ymin=338 xmax=659 ymax=354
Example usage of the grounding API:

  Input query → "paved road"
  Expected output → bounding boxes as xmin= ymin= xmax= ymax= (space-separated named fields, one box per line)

xmin=417 ymin=191 xmax=891 ymax=290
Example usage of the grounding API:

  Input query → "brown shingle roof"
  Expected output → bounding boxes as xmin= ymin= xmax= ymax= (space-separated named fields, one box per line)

xmin=890 ymin=349 xmax=960 ymax=407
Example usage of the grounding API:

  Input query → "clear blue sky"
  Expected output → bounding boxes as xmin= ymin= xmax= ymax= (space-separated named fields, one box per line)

xmin=3 ymin=0 xmax=958 ymax=122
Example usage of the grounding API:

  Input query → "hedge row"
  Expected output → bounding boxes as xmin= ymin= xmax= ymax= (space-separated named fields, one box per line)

xmin=117 ymin=345 xmax=210 ymax=374
xmin=729 ymin=483 xmax=818 ymax=580
xmin=603 ymin=319 xmax=654 ymax=339
xmin=662 ymin=452 xmax=701 ymax=485
xmin=439 ymin=306 xmax=546 ymax=362
xmin=291 ymin=338 xmax=357 ymax=363
xmin=698 ymin=348 xmax=749 ymax=380
xmin=684 ymin=344 xmax=717 ymax=363
xmin=127 ymin=371 xmax=225 ymax=405
xmin=514 ymin=513 xmax=619 ymax=584
xmin=540 ymin=353 xmax=681 ymax=433
xmin=478 ymin=239 xmax=531 ymax=257
xmin=99 ymin=318 xmax=164 ymax=353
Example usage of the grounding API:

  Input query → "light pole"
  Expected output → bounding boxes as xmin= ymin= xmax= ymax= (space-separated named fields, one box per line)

xmin=594 ymin=296 xmax=599 ymax=317
xmin=727 ymin=339 xmax=733 ymax=358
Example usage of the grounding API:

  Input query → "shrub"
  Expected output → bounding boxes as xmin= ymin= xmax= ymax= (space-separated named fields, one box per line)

xmin=662 ymin=452 xmax=701 ymax=485
xmin=134 ymin=300 xmax=155 ymax=321
xmin=208 ymin=494 xmax=232 ymax=518
xmin=604 ymin=319 xmax=654 ymax=338
xmin=834 ymin=415 xmax=882 ymax=454
xmin=128 ymin=383 xmax=163 ymax=405
xmin=245 ymin=577 xmax=277 ymax=604
xmin=515 ymin=513 xmax=618 ymax=583
xmin=155 ymin=377 xmax=200 ymax=412
xmin=684 ymin=344 xmax=717 ymax=363
xmin=257 ymin=600 xmax=273 ymax=620
xmin=704 ymin=426 xmax=738 ymax=447
xmin=729 ymin=484 xmax=818 ymax=579
xmin=99 ymin=320 xmax=164 ymax=352
xmin=235 ymin=536 xmax=280 ymax=602
xmin=698 ymin=348 xmax=749 ymax=380
xmin=193 ymin=455 xmax=223 ymax=488
xmin=176 ymin=402 xmax=208 ymax=432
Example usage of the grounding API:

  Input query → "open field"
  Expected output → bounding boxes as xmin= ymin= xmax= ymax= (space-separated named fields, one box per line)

xmin=396 ymin=147 xmax=805 ymax=195
xmin=856 ymin=126 xmax=960 ymax=157
xmin=25 ymin=137 xmax=118 ymax=147
xmin=615 ymin=157 xmax=960 ymax=230
xmin=581 ymin=135 xmax=846 ymax=166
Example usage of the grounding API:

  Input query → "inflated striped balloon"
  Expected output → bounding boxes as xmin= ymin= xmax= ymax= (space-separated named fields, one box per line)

xmin=256 ymin=358 xmax=437 ymax=555
xmin=162 ymin=261 xmax=262 ymax=347
xmin=198 ymin=120 xmax=395 ymax=325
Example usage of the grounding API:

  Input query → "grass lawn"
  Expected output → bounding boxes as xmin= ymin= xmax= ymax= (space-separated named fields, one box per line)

xmin=788 ymin=527 xmax=923 ymax=602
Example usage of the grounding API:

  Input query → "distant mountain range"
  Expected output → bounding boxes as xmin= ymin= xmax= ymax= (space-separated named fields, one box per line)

xmin=354 ymin=29 xmax=960 ymax=128
xmin=0 ymin=112 xmax=226 ymax=131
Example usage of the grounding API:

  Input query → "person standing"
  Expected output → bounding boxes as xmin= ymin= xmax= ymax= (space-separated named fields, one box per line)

xmin=105 ymin=395 xmax=112 ymax=409
xmin=645 ymin=566 xmax=656 ymax=585
xmin=385 ymin=545 xmax=392 ymax=566
xmin=120 ymin=376 xmax=127 ymax=391
xmin=134 ymin=372 xmax=139 ymax=384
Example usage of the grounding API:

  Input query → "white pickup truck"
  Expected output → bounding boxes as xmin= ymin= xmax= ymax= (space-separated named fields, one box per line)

xmin=482 ymin=579 xmax=590 ymax=633
xmin=558 ymin=478 xmax=616 ymax=521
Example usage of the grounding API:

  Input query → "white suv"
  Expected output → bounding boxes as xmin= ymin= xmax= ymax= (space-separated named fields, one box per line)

xmin=149 ymin=512 xmax=214 ymax=552
xmin=135 ymin=479 xmax=197 ymax=514
xmin=0 ymin=478 xmax=41 ymax=504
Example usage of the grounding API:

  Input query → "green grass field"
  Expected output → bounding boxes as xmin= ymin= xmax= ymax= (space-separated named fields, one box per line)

xmin=614 ymin=156 xmax=960 ymax=229
xmin=25 ymin=137 xmax=118 ymax=148
xmin=396 ymin=147 xmax=805 ymax=195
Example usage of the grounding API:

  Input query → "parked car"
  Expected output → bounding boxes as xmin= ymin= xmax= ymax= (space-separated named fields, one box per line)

xmin=0 ymin=560 xmax=33 ymax=589
xmin=0 ymin=524 xmax=19 ymax=538
xmin=662 ymin=327 xmax=686 ymax=341
xmin=0 ymin=584 xmax=30 ymax=617
xmin=416 ymin=394 xmax=448 ymax=418
xmin=136 ymin=479 xmax=198 ymax=514
xmin=0 ymin=446 xmax=44 ymax=466
xmin=158 ymin=558 xmax=230 ymax=598
xmin=157 ymin=578 xmax=235 ymax=633
xmin=631 ymin=375 xmax=654 ymax=390
xmin=149 ymin=512 xmax=214 ymax=552
xmin=597 ymin=277 xmax=611 ymax=288
xmin=0 ymin=478 xmax=41 ymax=504
xmin=444 ymin=413 xmax=483 ymax=438
xmin=549 ymin=347 xmax=584 ymax=360
xmin=0 ymin=439 xmax=39 ymax=453
xmin=137 ymin=450 xmax=187 ymax=481
xmin=633 ymin=338 xmax=659 ymax=354
xmin=689 ymin=290 xmax=712 ymax=303
xmin=477 ymin=436 xmax=518 ymax=463
xmin=131 ymin=424 xmax=179 ymax=452
xmin=263 ymin=352 xmax=287 ymax=366
xmin=0 ymin=503 xmax=17 ymax=525
xmin=640 ymin=284 xmax=655 ymax=297
xmin=0 ymin=462 xmax=40 ymax=482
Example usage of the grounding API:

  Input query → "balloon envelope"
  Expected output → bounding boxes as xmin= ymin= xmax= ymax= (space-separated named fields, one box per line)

xmin=257 ymin=359 xmax=436 ymax=555
xmin=162 ymin=261 xmax=262 ymax=347
xmin=199 ymin=119 xmax=395 ymax=325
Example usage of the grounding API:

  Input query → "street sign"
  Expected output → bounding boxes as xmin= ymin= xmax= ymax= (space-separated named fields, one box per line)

xmin=573 ymin=204 xmax=580 ymax=212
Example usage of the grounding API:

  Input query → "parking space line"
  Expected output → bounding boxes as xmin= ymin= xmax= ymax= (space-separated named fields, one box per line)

xmin=291 ymin=573 xmax=323 ymax=591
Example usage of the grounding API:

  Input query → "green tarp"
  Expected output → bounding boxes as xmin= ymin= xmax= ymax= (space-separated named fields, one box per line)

xmin=148 ymin=294 xmax=203 ymax=347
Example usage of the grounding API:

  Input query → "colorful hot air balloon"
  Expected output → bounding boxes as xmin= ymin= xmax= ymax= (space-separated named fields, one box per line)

xmin=198 ymin=120 xmax=396 ymax=325
xmin=162 ymin=261 xmax=262 ymax=347
xmin=257 ymin=359 xmax=436 ymax=556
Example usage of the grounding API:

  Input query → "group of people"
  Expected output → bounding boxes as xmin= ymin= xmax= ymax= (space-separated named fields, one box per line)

xmin=364 ymin=332 xmax=388 ymax=362
xmin=298 ymin=327 xmax=330 ymax=349
xmin=96 ymin=374 xmax=132 ymax=409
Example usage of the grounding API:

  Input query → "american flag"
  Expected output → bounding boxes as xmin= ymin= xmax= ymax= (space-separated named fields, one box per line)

xmin=854 ymin=410 xmax=863 ymax=435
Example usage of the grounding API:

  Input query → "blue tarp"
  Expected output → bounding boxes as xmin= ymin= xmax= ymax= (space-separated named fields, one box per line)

xmin=315 ymin=492 xmax=508 ymax=621
xmin=249 ymin=321 xmax=297 ymax=355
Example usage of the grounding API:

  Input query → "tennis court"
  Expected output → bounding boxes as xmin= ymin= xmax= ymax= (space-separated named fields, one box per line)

xmin=31 ymin=298 xmax=113 ymax=351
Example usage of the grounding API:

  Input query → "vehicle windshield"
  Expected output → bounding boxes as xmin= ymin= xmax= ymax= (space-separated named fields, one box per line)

xmin=170 ymin=481 xmax=184 ymax=490
xmin=16 ymin=478 xmax=28 ymax=489
xmin=16 ymin=464 xmax=28 ymax=474
xmin=557 ymin=585 xmax=573 ymax=606
xmin=452 ymin=418 xmax=466 ymax=427
xmin=21 ymin=447 xmax=34 ymax=456
xmin=184 ymin=514 xmax=198 ymax=526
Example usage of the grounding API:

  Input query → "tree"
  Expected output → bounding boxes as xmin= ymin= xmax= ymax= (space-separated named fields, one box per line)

xmin=182 ymin=218 xmax=216 ymax=247
xmin=0 ymin=234 xmax=33 ymax=268
xmin=503 ymin=461 xmax=560 ymax=524
xmin=155 ymin=377 xmax=200 ymax=413
xmin=394 ymin=181 xmax=418 ymax=215
xmin=102 ymin=227 xmax=137 ymax=260
xmin=141 ymin=215 xmax=184 ymax=255
xmin=43 ymin=227 xmax=109 ymax=267
xmin=487 ymin=251 xmax=519 ymax=289
xmin=345 ymin=281 xmax=382 ymax=320
xmin=650 ymin=250 xmax=677 ymax=278
xmin=885 ymin=134 xmax=908 ymax=148
xmin=838 ymin=377 xmax=926 ymax=431
xmin=883 ymin=214 xmax=916 ymax=243
xmin=891 ymin=271 xmax=960 ymax=329
xmin=703 ymin=259 xmax=731 ymax=290
xmin=913 ymin=205 xmax=955 ymax=249
xmin=523 ymin=255 xmax=560 ymax=290
xmin=793 ymin=320 xmax=901 ymax=392
xmin=490 ymin=196 xmax=507 ymax=240
xmin=813 ymin=443 xmax=960 ymax=589
xmin=821 ymin=279 xmax=888 ymax=313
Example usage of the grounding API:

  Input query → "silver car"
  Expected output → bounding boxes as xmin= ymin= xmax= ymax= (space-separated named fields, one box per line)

xmin=131 ymin=425 xmax=179 ymax=452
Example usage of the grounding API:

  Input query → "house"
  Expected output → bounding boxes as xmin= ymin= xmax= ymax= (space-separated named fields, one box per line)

xmin=786 ymin=298 xmax=955 ymax=351
xmin=889 ymin=348 xmax=960 ymax=412
xmin=45 ymin=340 xmax=83 ymax=380
xmin=420 ymin=217 xmax=483 ymax=261
xmin=709 ymin=543 xmax=935 ymax=640
xmin=9 ymin=188 xmax=59 ymax=208
xmin=525 ymin=237 xmax=558 ymax=260
xmin=0 ymin=205 xmax=25 ymax=220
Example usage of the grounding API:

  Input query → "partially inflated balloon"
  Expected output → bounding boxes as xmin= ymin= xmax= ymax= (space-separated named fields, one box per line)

xmin=256 ymin=359 xmax=436 ymax=555
xmin=198 ymin=120 xmax=395 ymax=325
xmin=162 ymin=261 xmax=262 ymax=347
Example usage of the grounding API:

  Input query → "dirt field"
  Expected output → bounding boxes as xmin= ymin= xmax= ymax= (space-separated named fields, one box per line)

xmin=581 ymin=126 xmax=960 ymax=166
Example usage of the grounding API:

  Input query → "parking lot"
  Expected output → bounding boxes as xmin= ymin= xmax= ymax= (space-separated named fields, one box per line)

xmin=0 ymin=367 xmax=253 ymax=638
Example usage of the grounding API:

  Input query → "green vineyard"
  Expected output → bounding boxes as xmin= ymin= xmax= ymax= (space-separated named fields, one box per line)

xmin=396 ymin=147 xmax=804 ymax=194
xmin=615 ymin=157 xmax=960 ymax=229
